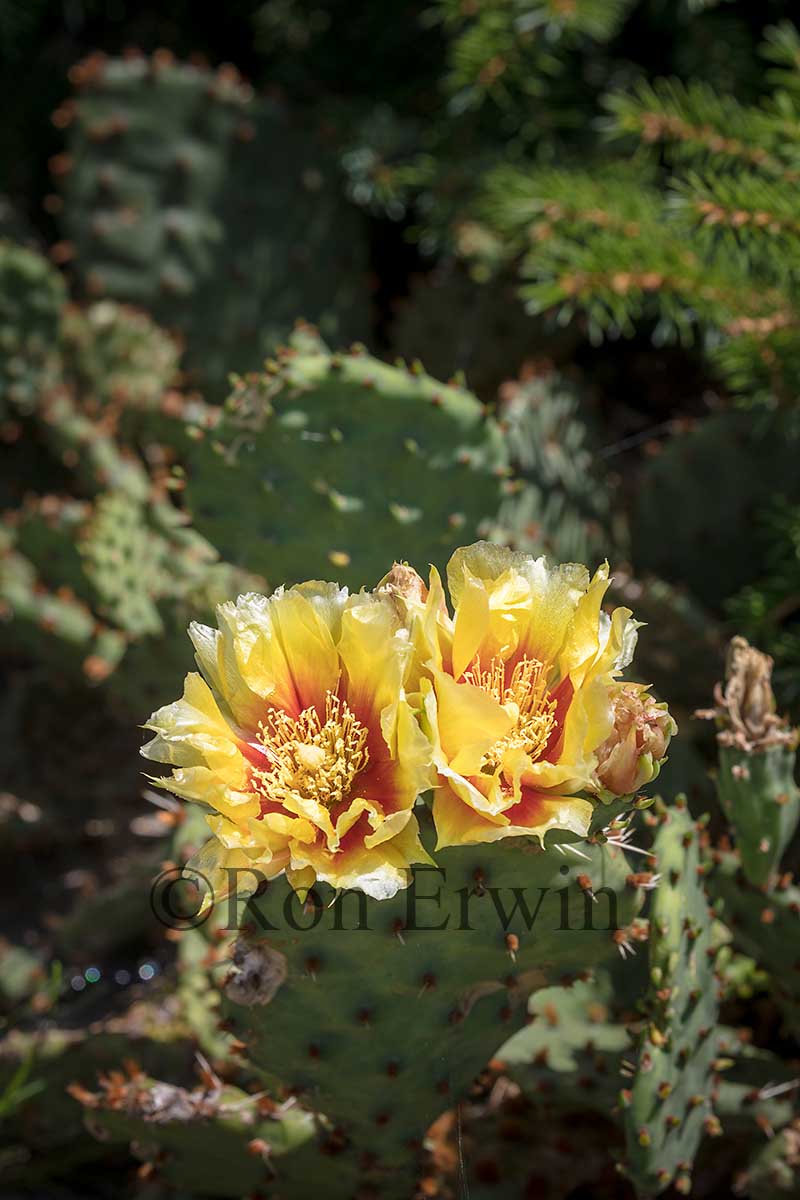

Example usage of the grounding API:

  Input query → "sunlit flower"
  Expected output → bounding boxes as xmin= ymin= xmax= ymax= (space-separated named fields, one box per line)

xmin=142 ymin=584 xmax=434 ymax=901
xmin=395 ymin=542 xmax=672 ymax=849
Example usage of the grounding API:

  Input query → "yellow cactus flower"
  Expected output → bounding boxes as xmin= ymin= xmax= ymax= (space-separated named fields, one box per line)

xmin=397 ymin=542 xmax=672 ymax=849
xmin=142 ymin=584 xmax=434 ymax=901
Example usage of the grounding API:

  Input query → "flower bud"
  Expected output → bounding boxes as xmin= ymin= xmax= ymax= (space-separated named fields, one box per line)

xmin=376 ymin=561 xmax=428 ymax=607
xmin=595 ymin=683 xmax=676 ymax=796
xmin=696 ymin=635 xmax=796 ymax=752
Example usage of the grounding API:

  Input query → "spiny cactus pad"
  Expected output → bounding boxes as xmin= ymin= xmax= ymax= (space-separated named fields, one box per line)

xmin=73 ymin=1071 xmax=316 ymax=1196
xmin=80 ymin=491 xmax=170 ymax=636
xmin=0 ymin=511 xmax=127 ymax=678
xmin=0 ymin=490 xmax=258 ymax=703
xmin=737 ymin=1119 xmax=800 ymax=1198
xmin=0 ymin=239 xmax=65 ymax=418
xmin=487 ymin=372 xmax=611 ymax=565
xmin=0 ymin=241 xmax=181 ymax=502
xmin=59 ymin=54 xmax=369 ymax=397
xmin=221 ymin=830 xmax=642 ymax=1199
xmin=184 ymin=334 xmax=509 ymax=590
xmin=621 ymin=800 xmax=721 ymax=1196
xmin=711 ymin=847 xmax=800 ymax=1039
xmin=0 ymin=1005 xmax=197 ymax=1186
xmin=494 ymin=970 xmax=633 ymax=1110
xmin=716 ymin=743 xmax=800 ymax=887
xmin=62 ymin=297 xmax=180 ymax=414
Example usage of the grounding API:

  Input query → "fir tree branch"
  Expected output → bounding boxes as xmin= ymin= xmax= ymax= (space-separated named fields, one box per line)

xmin=604 ymin=79 xmax=789 ymax=174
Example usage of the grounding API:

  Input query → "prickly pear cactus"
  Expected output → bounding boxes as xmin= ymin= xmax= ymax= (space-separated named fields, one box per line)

xmin=57 ymin=53 xmax=369 ymax=397
xmin=1 ymin=239 xmax=182 ymax=429
xmin=0 ymin=490 xmax=259 ymax=704
xmin=0 ymin=237 xmax=264 ymax=702
xmin=79 ymin=492 xmax=173 ymax=636
xmin=0 ymin=239 xmax=186 ymax=502
xmin=62 ymin=297 xmax=181 ymax=415
xmin=717 ymin=745 xmax=800 ymax=886
xmin=219 ymin=825 xmax=642 ymax=1200
xmin=711 ymin=848 xmax=800 ymax=1039
xmin=0 ymin=504 xmax=128 ymax=679
xmin=487 ymin=371 xmax=612 ymax=565
xmin=698 ymin=635 xmax=800 ymax=886
xmin=738 ymin=1119 xmax=800 ymax=1198
xmin=620 ymin=799 xmax=722 ymax=1197
xmin=75 ymin=1070 xmax=316 ymax=1197
xmin=183 ymin=331 xmax=509 ymax=589
xmin=0 ymin=239 xmax=65 ymax=417
xmin=495 ymin=969 xmax=633 ymax=1112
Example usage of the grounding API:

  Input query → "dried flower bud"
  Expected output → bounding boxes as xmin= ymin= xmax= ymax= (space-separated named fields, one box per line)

xmin=377 ymin=561 xmax=428 ymax=607
xmin=696 ymin=636 xmax=797 ymax=752
xmin=595 ymin=683 xmax=676 ymax=796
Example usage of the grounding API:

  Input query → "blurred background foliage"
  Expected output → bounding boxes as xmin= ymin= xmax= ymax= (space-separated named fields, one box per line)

xmin=3 ymin=0 xmax=800 ymax=1195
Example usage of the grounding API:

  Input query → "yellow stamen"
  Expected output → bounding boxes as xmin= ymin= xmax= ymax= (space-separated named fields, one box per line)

xmin=464 ymin=655 xmax=557 ymax=771
xmin=255 ymin=694 xmax=369 ymax=809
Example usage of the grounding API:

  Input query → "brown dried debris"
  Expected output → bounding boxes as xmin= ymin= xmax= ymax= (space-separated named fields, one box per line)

xmin=70 ymin=1060 xmax=228 ymax=1126
xmin=224 ymin=939 xmax=287 ymax=1007
xmin=696 ymin=636 xmax=798 ymax=753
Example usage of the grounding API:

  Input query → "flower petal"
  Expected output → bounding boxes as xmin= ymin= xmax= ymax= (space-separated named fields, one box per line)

xmin=433 ymin=670 xmax=512 ymax=770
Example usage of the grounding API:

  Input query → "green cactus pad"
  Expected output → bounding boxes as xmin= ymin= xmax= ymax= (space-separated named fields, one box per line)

xmin=62 ymin=298 xmax=180 ymax=414
xmin=711 ymin=847 xmax=800 ymax=1039
xmin=495 ymin=970 xmax=632 ymax=1112
xmin=621 ymin=800 xmax=722 ymax=1197
xmin=487 ymin=372 xmax=612 ymax=565
xmin=60 ymin=54 xmax=369 ymax=398
xmin=716 ymin=743 xmax=800 ymax=887
xmin=183 ymin=333 xmax=508 ymax=591
xmin=80 ymin=1074 xmax=316 ymax=1196
xmin=220 ymin=826 xmax=642 ymax=1199
xmin=0 ymin=491 xmax=259 ymax=705
xmin=0 ymin=239 xmax=65 ymax=418
xmin=79 ymin=491 xmax=168 ymax=637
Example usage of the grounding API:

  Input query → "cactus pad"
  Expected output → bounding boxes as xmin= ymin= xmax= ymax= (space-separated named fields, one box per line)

xmin=221 ymin=828 xmax=642 ymax=1199
xmin=716 ymin=743 xmax=800 ymax=887
xmin=59 ymin=54 xmax=369 ymax=397
xmin=184 ymin=333 xmax=509 ymax=590
xmin=621 ymin=800 xmax=722 ymax=1196
xmin=711 ymin=847 xmax=800 ymax=1039
xmin=0 ymin=239 xmax=65 ymax=417
xmin=488 ymin=371 xmax=611 ymax=565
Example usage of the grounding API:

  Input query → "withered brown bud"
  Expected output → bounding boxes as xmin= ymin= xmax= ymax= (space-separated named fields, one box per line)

xmin=696 ymin=636 xmax=797 ymax=752
xmin=376 ymin=561 xmax=428 ymax=606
